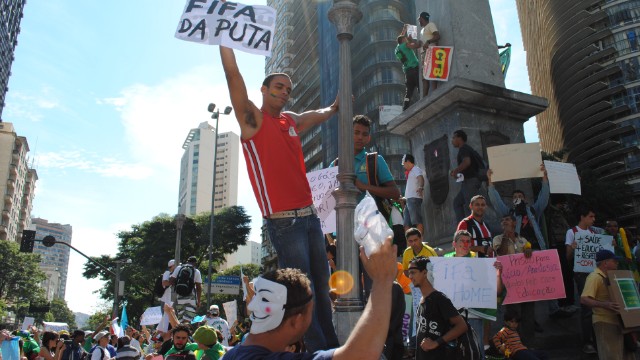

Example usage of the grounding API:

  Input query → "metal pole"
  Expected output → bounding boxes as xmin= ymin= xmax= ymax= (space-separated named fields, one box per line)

xmin=207 ymin=108 xmax=220 ymax=308
xmin=113 ymin=262 xmax=121 ymax=319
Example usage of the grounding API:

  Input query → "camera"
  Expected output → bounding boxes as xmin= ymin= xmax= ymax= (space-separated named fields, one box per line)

xmin=64 ymin=340 xmax=73 ymax=346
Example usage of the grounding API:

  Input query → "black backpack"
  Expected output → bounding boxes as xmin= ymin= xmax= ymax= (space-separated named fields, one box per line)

xmin=454 ymin=309 xmax=482 ymax=360
xmin=175 ymin=264 xmax=196 ymax=297
xmin=154 ymin=274 xmax=166 ymax=297
xmin=469 ymin=148 xmax=488 ymax=182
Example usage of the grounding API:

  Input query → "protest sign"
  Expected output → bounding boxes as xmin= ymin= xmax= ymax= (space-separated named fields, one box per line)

xmin=223 ymin=300 xmax=238 ymax=326
xmin=497 ymin=250 xmax=565 ymax=305
xmin=543 ymin=160 xmax=581 ymax=195
xmin=410 ymin=283 xmax=422 ymax=338
xmin=21 ymin=317 xmax=34 ymax=331
xmin=573 ymin=233 xmax=614 ymax=273
xmin=140 ymin=306 xmax=163 ymax=326
xmin=487 ymin=143 xmax=543 ymax=182
xmin=306 ymin=167 xmax=339 ymax=234
xmin=175 ymin=0 xmax=276 ymax=56
xmin=430 ymin=257 xmax=497 ymax=309
xmin=406 ymin=25 xmax=418 ymax=40
xmin=43 ymin=322 xmax=68 ymax=332
xmin=607 ymin=270 xmax=640 ymax=328
xmin=423 ymin=46 xmax=454 ymax=81
xmin=403 ymin=294 xmax=412 ymax=343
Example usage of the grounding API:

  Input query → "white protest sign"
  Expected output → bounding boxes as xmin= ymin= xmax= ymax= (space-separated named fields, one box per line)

xmin=43 ymin=322 xmax=69 ymax=332
xmin=222 ymin=300 xmax=238 ymax=327
xmin=21 ymin=317 xmax=34 ymax=331
xmin=140 ymin=306 xmax=163 ymax=326
xmin=430 ymin=257 xmax=498 ymax=309
xmin=406 ymin=25 xmax=418 ymax=40
xmin=410 ymin=283 xmax=422 ymax=338
xmin=543 ymin=160 xmax=581 ymax=195
xmin=574 ymin=233 xmax=614 ymax=273
xmin=175 ymin=0 xmax=276 ymax=56
xmin=379 ymin=105 xmax=402 ymax=126
xmin=306 ymin=167 xmax=339 ymax=234
xmin=486 ymin=143 xmax=543 ymax=182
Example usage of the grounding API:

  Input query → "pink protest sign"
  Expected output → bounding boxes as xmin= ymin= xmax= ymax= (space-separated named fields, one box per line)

xmin=498 ymin=250 xmax=565 ymax=305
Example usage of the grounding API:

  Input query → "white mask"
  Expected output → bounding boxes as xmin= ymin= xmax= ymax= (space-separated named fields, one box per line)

xmin=248 ymin=277 xmax=288 ymax=334
xmin=512 ymin=198 xmax=523 ymax=206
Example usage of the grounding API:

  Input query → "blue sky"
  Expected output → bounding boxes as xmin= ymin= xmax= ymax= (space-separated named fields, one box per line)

xmin=4 ymin=0 xmax=536 ymax=316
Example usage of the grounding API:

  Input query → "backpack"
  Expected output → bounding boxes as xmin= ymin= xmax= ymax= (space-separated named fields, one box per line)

xmin=469 ymin=148 xmax=488 ymax=182
xmin=454 ymin=309 xmax=482 ymax=360
xmin=154 ymin=274 xmax=166 ymax=298
xmin=175 ymin=264 xmax=196 ymax=297
xmin=365 ymin=152 xmax=394 ymax=222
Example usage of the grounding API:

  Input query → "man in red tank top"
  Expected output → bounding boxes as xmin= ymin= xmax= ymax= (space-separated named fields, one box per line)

xmin=220 ymin=46 xmax=339 ymax=351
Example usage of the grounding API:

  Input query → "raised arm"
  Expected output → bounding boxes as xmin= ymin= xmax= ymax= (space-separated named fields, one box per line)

xmin=219 ymin=46 xmax=263 ymax=140
xmin=288 ymin=95 xmax=339 ymax=133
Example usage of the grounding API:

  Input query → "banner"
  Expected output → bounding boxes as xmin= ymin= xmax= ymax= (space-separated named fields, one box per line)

xmin=175 ymin=0 xmax=276 ymax=56
xmin=140 ymin=306 xmax=163 ymax=326
xmin=43 ymin=322 xmax=69 ymax=332
xmin=222 ymin=300 xmax=238 ymax=327
xmin=497 ymin=250 xmax=565 ymax=305
xmin=423 ymin=46 xmax=454 ymax=81
xmin=402 ymin=294 xmax=412 ymax=343
xmin=500 ymin=46 xmax=511 ymax=75
xmin=430 ymin=257 xmax=498 ymax=309
xmin=306 ymin=167 xmax=339 ymax=234
xmin=573 ymin=234 xmax=614 ymax=273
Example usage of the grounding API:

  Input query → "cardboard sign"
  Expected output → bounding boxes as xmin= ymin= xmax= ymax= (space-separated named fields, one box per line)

xmin=423 ymin=46 xmax=454 ymax=81
xmin=175 ymin=0 xmax=276 ymax=56
xmin=430 ymin=257 xmax=498 ymax=309
xmin=544 ymin=160 xmax=581 ymax=195
xmin=140 ymin=306 xmax=163 ymax=326
xmin=223 ymin=300 xmax=237 ymax=326
xmin=306 ymin=167 xmax=339 ymax=234
xmin=498 ymin=250 xmax=566 ymax=304
xmin=573 ymin=234 xmax=614 ymax=273
xmin=487 ymin=143 xmax=543 ymax=182
xmin=607 ymin=270 xmax=640 ymax=328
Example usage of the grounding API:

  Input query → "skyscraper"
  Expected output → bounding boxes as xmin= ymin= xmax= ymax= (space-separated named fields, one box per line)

xmin=178 ymin=122 xmax=239 ymax=215
xmin=0 ymin=122 xmax=36 ymax=241
xmin=32 ymin=218 xmax=72 ymax=300
xmin=266 ymin=0 xmax=413 ymax=182
xmin=0 ymin=0 xmax=27 ymax=120
xmin=517 ymin=1 xmax=640 ymax=219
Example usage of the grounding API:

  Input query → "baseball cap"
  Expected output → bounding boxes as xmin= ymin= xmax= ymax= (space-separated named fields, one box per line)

xmin=209 ymin=305 xmax=219 ymax=314
xmin=93 ymin=331 xmax=109 ymax=341
xmin=193 ymin=326 xmax=218 ymax=347
xmin=168 ymin=259 xmax=176 ymax=267
xmin=595 ymin=249 xmax=622 ymax=262
xmin=187 ymin=256 xmax=197 ymax=263
xmin=419 ymin=12 xmax=430 ymax=21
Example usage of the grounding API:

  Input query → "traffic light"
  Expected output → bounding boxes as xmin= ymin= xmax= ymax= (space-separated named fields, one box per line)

xmin=20 ymin=230 xmax=35 ymax=253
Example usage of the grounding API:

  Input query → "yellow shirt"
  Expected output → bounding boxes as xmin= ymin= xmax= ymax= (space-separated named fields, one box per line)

xmin=402 ymin=243 xmax=438 ymax=270
xmin=582 ymin=267 xmax=619 ymax=325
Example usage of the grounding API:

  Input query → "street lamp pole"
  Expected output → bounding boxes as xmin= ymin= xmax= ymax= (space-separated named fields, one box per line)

xmin=206 ymin=103 xmax=233 ymax=308
xmin=112 ymin=259 xmax=131 ymax=319
xmin=172 ymin=214 xmax=187 ymax=304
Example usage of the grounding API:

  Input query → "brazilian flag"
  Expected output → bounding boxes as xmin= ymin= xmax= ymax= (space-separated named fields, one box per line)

xmin=500 ymin=46 xmax=511 ymax=76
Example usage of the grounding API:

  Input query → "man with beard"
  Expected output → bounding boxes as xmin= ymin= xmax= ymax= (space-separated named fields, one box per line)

xmin=487 ymin=164 xmax=550 ymax=250
xmin=163 ymin=325 xmax=197 ymax=360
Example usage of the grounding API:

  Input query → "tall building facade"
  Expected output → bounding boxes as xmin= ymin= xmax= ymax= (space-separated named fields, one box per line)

xmin=218 ymin=241 xmax=261 ymax=271
xmin=178 ymin=122 xmax=239 ymax=215
xmin=0 ymin=122 xmax=36 ymax=241
xmin=0 ymin=0 xmax=27 ymax=120
xmin=31 ymin=218 xmax=72 ymax=300
xmin=266 ymin=0 xmax=413 ymax=182
xmin=517 ymin=0 xmax=640 ymax=220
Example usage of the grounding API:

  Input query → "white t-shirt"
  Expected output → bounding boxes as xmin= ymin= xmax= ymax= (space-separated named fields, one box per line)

xmin=390 ymin=206 xmax=403 ymax=226
xmin=420 ymin=22 xmax=438 ymax=45
xmin=160 ymin=270 xmax=172 ymax=303
xmin=206 ymin=317 xmax=231 ymax=347
xmin=90 ymin=347 xmax=109 ymax=360
xmin=405 ymin=166 xmax=424 ymax=199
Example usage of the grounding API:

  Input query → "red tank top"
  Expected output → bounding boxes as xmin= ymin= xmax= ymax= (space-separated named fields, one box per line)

xmin=242 ymin=111 xmax=312 ymax=217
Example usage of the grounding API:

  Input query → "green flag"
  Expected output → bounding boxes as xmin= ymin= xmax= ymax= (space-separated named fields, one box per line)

xmin=500 ymin=46 xmax=511 ymax=76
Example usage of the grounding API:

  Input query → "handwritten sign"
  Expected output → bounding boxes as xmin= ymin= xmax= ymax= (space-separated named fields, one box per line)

xmin=487 ymin=143 xmax=543 ymax=182
xmin=543 ymin=160 xmax=581 ymax=195
xmin=430 ymin=257 xmax=497 ymax=309
xmin=306 ymin=167 xmax=339 ymax=234
xmin=406 ymin=25 xmax=418 ymax=40
xmin=574 ymin=234 xmax=614 ymax=273
xmin=175 ymin=0 xmax=276 ymax=56
xmin=140 ymin=306 xmax=163 ymax=326
xmin=21 ymin=317 xmax=34 ymax=331
xmin=43 ymin=322 xmax=68 ymax=332
xmin=423 ymin=46 xmax=454 ymax=81
xmin=223 ymin=300 xmax=238 ymax=327
xmin=498 ymin=250 xmax=565 ymax=304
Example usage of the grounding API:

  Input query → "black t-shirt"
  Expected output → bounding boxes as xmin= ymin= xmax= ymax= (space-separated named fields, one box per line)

xmin=223 ymin=345 xmax=335 ymax=360
xmin=456 ymin=144 xmax=478 ymax=179
xmin=416 ymin=291 xmax=459 ymax=360
xmin=158 ymin=339 xmax=174 ymax=356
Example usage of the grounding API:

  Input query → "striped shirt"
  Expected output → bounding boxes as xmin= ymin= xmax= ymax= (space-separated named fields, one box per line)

xmin=492 ymin=327 xmax=527 ymax=355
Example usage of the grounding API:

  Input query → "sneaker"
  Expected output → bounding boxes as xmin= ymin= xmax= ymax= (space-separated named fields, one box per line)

xmin=582 ymin=344 xmax=597 ymax=354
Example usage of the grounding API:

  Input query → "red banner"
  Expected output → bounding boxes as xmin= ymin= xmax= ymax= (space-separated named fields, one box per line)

xmin=423 ymin=46 xmax=454 ymax=81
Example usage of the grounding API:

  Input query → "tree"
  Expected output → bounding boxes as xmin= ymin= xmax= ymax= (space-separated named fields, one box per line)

xmin=0 ymin=240 xmax=47 ymax=320
xmin=82 ymin=206 xmax=252 ymax=325
xmin=85 ymin=308 xmax=110 ymax=331
xmin=47 ymin=298 xmax=77 ymax=329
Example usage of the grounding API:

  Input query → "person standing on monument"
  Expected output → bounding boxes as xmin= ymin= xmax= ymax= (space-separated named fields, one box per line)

xmin=450 ymin=129 xmax=485 ymax=222
xmin=220 ymin=46 xmax=339 ymax=351
xmin=407 ymin=11 xmax=440 ymax=97
xmin=402 ymin=154 xmax=425 ymax=235
xmin=395 ymin=30 xmax=420 ymax=110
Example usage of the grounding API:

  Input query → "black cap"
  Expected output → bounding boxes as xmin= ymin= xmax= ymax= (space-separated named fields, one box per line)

xmin=187 ymin=256 xmax=197 ymax=263
xmin=419 ymin=12 xmax=430 ymax=21
xmin=595 ymin=250 xmax=621 ymax=262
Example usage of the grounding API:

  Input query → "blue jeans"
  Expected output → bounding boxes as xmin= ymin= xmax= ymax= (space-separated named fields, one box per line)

xmin=266 ymin=214 xmax=339 ymax=351
xmin=403 ymin=197 xmax=423 ymax=227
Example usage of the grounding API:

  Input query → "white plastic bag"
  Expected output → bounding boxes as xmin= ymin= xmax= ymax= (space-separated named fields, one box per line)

xmin=354 ymin=193 xmax=394 ymax=257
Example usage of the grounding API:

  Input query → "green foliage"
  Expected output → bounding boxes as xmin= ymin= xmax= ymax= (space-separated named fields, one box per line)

xmin=47 ymin=298 xmax=77 ymax=329
xmin=0 ymin=239 xmax=48 ymax=322
xmin=82 ymin=206 xmax=252 ymax=326
xmin=204 ymin=263 xmax=262 ymax=320
xmin=86 ymin=308 xmax=111 ymax=331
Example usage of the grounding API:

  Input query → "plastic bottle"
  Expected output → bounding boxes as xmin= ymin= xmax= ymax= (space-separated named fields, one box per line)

xmin=354 ymin=193 xmax=394 ymax=257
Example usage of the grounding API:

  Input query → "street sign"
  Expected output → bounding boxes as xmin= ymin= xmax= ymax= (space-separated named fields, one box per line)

xmin=205 ymin=275 xmax=241 ymax=295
